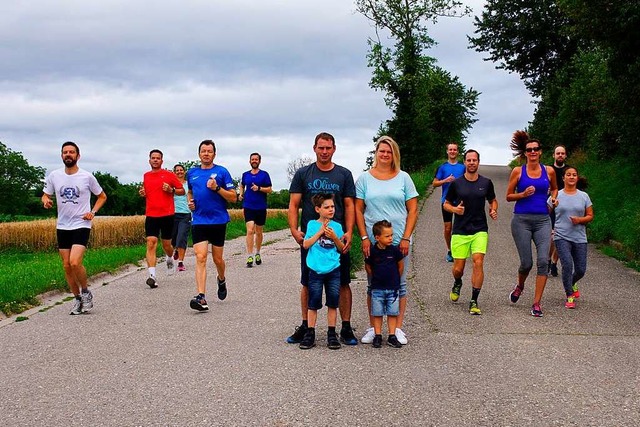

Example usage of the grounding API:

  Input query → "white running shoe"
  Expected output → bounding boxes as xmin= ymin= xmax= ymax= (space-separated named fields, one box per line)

xmin=166 ymin=256 xmax=175 ymax=275
xmin=81 ymin=290 xmax=93 ymax=313
xmin=395 ymin=328 xmax=408 ymax=345
xmin=361 ymin=327 xmax=375 ymax=344
xmin=70 ymin=298 xmax=83 ymax=315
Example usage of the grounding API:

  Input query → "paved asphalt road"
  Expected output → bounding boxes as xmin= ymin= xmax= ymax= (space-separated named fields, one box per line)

xmin=1 ymin=165 xmax=639 ymax=426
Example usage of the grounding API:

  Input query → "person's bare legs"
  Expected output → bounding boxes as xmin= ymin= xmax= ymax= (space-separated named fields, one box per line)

xmin=245 ymin=221 xmax=255 ymax=256
xmin=60 ymin=245 xmax=88 ymax=296
xmin=193 ymin=241 xmax=209 ymax=294
xmin=211 ymin=245 xmax=226 ymax=281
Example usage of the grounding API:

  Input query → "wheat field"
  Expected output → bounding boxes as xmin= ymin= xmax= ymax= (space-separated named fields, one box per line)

xmin=0 ymin=209 xmax=287 ymax=252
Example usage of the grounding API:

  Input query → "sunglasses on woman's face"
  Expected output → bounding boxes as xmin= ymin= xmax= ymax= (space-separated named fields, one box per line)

xmin=525 ymin=147 xmax=541 ymax=153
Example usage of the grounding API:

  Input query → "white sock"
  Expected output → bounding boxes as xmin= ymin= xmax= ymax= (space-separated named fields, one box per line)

xmin=149 ymin=267 xmax=156 ymax=277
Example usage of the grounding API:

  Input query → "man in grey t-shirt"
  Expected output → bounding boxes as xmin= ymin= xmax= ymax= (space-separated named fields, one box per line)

xmin=286 ymin=132 xmax=358 ymax=346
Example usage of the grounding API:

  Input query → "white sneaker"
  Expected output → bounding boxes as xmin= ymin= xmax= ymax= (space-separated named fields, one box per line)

xmin=395 ymin=328 xmax=408 ymax=345
xmin=81 ymin=290 xmax=93 ymax=313
xmin=361 ymin=327 xmax=375 ymax=344
xmin=69 ymin=298 xmax=83 ymax=315
xmin=166 ymin=257 xmax=175 ymax=275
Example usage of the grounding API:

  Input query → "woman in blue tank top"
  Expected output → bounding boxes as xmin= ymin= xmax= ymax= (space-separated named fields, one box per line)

xmin=505 ymin=130 xmax=558 ymax=317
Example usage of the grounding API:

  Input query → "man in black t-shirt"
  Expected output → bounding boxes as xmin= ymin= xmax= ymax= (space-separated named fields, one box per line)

xmin=285 ymin=132 xmax=358 ymax=346
xmin=549 ymin=145 xmax=568 ymax=276
xmin=443 ymin=150 xmax=498 ymax=315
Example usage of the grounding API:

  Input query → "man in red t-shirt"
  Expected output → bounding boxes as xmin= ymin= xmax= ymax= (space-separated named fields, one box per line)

xmin=139 ymin=149 xmax=185 ymax=288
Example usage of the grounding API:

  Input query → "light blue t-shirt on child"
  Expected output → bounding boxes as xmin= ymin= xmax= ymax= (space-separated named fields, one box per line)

xmin=305 ymin=219 xmax=344 ymax=274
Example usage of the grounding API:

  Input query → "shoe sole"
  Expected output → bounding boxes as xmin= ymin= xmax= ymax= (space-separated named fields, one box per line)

xmin=255 ymin=261 xmax=262 ymax=265
xmin=81 ymin=304 xmax=93 ymax=313
xmin=146 ymin=278 xmax=158 ymax=288
xmin=328 ymin=343 xmax=341 ymax=350
xmin=189 ymin=300 xmax=209 ymax=311
xmin=387 ymin=342 xmax=402 ymax=348
xmin=470 ymin=310 xmax=482 ymax=315
xmin=299 ymin=343 xmax=316 ymax=350
xmin=340 ymin=337 xmax=358 ymax=346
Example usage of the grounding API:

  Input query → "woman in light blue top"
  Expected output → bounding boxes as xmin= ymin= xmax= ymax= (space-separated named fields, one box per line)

xmin=355 ymin=136 xmax=419 ymax=345
xmin=171 ymin=164 xmax=191 ymax=271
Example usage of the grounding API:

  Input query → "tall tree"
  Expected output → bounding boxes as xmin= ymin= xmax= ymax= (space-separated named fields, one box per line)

xmin=469 ymin=0 xmax=582 ymax=97
xmin=0 ymin=142 xmax=46 ymax=215
xmin=356 ymin=0 xmax=478 ymax=171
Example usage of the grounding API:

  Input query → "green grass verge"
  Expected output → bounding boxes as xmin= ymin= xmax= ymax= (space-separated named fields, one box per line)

xmin=0 ymin=212 xmax=290 ymax=316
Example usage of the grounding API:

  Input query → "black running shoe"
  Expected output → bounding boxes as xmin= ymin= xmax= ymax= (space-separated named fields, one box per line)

xmin=387 ymin=335 xmax=402 ymax=348
xmin=340 ymin=326 xmax=358 ymax=345
xmin=299 ymin=329 xmax=316 ymax=350
xmin=190 ymin=295 xmax=209 ymax=311
xmin=550 ymin=262 xmax=558 ymax=277
xmin=217 ymin=277 xmax=227 ymax=300
xmin=146 ymin=276 xmax=158 ymax=289
xmin=327 ymin=331 xmax=341 ymax=350
xmin=286 ymin=325 xmax=307 ymax=344
xmin=255 ymin=254 xmax=262 ymax=265
xmin=372 ymin=334 xmax=382 ymax=348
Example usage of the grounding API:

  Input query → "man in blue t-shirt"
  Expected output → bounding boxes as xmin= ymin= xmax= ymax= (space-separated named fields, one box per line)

xmin=286 ymin=132 xmax=358 ymax=346
xmin=186 ymin=139 xmax=237 ymax=312
xmin=239 ymin=152 xmax=272 ymax=268
xmin=433 ymin=142 xmax=466 ymax=262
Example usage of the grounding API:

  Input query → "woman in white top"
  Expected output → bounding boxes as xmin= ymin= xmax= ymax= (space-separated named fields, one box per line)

xmin=355 ymin=136 xmax=419 ymax=345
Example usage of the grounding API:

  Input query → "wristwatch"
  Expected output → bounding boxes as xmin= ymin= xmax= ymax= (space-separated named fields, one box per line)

xmin=361 ymin=235 xmax=369 ymax=240
xmin=214 ymin=186 xmax=222 ymax=192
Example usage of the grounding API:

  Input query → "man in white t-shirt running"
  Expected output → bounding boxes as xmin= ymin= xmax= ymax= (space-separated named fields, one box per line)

xmin=42 ymin=142 xmax=107 ymax=315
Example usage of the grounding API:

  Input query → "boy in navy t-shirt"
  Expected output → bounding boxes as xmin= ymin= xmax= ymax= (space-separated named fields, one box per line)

xmin=365 ymin=220 xmax=405 ymax=348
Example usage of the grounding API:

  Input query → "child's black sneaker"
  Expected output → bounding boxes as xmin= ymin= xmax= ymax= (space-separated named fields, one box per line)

xmin=327 ymin=331 xmax=341 ymax=350
xmin=387 ymin=334 xmax=402 ymax=348
xmin=299 ymin=329 xmax=316 ymax=350
xmin=372 ymin=334 xmax=383 ymax=348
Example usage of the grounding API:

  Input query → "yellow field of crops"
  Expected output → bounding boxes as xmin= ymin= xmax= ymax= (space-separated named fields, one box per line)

xmin=0 ymin=209 xmax=287 ymax=252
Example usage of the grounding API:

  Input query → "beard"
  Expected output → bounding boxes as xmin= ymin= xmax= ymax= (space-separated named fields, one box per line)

xmin=63 ymin=157 xmax=78 ymax=167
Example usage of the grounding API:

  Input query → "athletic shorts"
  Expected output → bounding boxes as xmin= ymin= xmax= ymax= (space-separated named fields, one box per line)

xmin=300 ymin=247 xmax=351 ymax=287
xmin=451 ymin=231 xmax=488 ymax=259
xmin=243 ymin=208 xmax=267 ymax=226
xmin=441 ymin=206 xmax=453 ymax=223
xmin=191 ymin=224 xmax=227 ymax=247
xmin=57 ymin=228 xmax=91 ymax=250
xmin=145 ymin=215 xmax=174 ymax=239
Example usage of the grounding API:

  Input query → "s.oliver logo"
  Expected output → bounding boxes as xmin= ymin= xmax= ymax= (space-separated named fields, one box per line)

xmin=307 ymin=178 xmax=340 ymax=192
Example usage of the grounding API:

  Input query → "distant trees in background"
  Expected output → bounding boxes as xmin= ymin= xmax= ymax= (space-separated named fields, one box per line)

xmin=470 ymin=0 xmax=640 ymax=163
xmin=356 ymin=0 xmax=479 ymax=171
xmin=0 ymin=142 xmax=46 ymax=218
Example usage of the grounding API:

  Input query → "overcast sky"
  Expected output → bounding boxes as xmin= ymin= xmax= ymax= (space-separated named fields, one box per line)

xmin=1 ymin=1 xmax=534 ymax=190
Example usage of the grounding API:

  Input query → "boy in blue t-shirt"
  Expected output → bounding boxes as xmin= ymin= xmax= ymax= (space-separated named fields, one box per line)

xmin=299 ymin=194 xmax=345 ymax=350
xmin=365 ymin=220 xmax=405 ymax=348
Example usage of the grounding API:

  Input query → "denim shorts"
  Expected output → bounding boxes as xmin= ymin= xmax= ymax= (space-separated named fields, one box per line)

xmin=300 ymin=247 xmax=351 ymax=287
xmin=307 ymin=268 xmax=341 ymax=310
xmin=370 ymin=289 xmax=400 ymax=316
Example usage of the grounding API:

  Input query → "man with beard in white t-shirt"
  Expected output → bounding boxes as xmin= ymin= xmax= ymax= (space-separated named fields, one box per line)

xmin=42 ymin=141 xmax=107 ymax=315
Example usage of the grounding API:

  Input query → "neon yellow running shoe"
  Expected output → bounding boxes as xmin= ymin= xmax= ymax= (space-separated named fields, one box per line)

xmin=469 ymin=300 xmax=482 ymax=315
xmin=450 ymin=279 xmax=462 ymax=302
